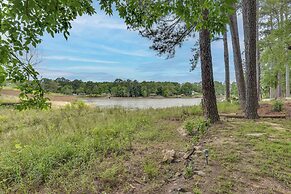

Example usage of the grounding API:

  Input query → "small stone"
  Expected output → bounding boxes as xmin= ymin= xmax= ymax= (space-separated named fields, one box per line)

xmin=162 ymin=149 xmax=176 ymax=163
xmin=246 ymin=133 xmax=265 ymax=137
xmin=194 ymin=171 xmax=206 ymax=176
xmin=177 ymin=127 xmax=188 ymax=137
xmin=177 ymin=187 xmax=187 ymax=192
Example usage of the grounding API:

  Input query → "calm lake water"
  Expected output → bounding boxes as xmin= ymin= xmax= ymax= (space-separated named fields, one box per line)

xmin=83 ymin=98 xmax=202 ymax=109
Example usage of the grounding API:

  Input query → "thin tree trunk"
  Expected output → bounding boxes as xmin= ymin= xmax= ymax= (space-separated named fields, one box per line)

xmin=242 ymin=1 xmax=249 ymax=69
xmin=199 ymin=10 xmax=219 ymax=123
xmin=229 ymin=10 xmax=246 ymax=109
xmin=277 ymin=72 xmax=282 ymax=98
xmin=244 ymin=0 xmax=259 ymax=119
xmin=270 ymin=87 xmax=275 ymax=99
xmin=286 ymin=63 xmax=290 ymax=98
xmin=256 ymin=47 xmax=261 ymax=100
xmin=269 ymin=15 xmax=275 ymax=99
xmin=223 ymin=29 xmax=230 ymax=102
xmin=256 ymin=1 xmax=261 ymax=101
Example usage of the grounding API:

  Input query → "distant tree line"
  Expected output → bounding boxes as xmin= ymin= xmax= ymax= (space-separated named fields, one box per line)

xmin=40 ymin=78 xmax=232 ymax=98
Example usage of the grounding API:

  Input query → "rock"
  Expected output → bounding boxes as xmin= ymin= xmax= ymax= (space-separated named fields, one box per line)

xmin=194 ymin=170 xmax=206 ymax=176
xmin=162 ymin=149 xmax=176 ymax=163
xmin=177 ymin=127 xmax=188 ymax=137
xmin=246 ymin=133 xmax=265 ymax=137
xmin=169 ymin=187 xmax=192 ymax=194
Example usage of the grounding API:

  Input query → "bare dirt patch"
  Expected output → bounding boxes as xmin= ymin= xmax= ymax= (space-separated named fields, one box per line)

xmin=178 ymin=120 xmax=291 ymax=194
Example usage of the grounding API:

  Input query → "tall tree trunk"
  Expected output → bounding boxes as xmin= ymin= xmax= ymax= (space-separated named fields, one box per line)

xmin=270 ymin=87 xmax=274 ymax=99
xmin=229 ymin=11 xmax=246 ymax=109
xmin=256 ymin=1 xmax=261 ymax=101
xmin=244 ymin=0 xmax=259 ymax=119
xmin=199 ymin=10 xmax=219 ymax=123
xmin=277 ymin=72 xmax=282 ymax=98
xmin=269 ymin=15 xmax=275 ymax=99
xmin=223 ymin=29 xmax=230 ymax=102
xmin=286 ymin=63 xmax=290 ymax=98
xmin=242 ymin=1 xmax=249 ymax=69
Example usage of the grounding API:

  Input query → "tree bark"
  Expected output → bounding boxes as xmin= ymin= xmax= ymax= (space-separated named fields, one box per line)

xmin=277 ymin=72 xmax=282 ymax=98
xmin=256 ymin=1 xmax=261 ymax=101
xmin=199 ymin=11 xmax=219 ymax=123
xmin=223 ymin=29 xmax=230 ymax=102
xmin=242 ymin=1 xmax=249 ymax=69
xmin=270 ymin=87 xmax=275 ymax=99
xmin=229 ymin=11 xmax=246 ymax=109
xmin=244 ymin=0 xmax=259 ymax=119
xmin=286 ymin=63 xmax=290 ymax=98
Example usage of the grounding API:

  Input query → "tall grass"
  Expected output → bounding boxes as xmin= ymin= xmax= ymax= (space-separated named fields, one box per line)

xmin=0 ymin=105 xmax=201 ymax=192
xmin=217 ymin=101 xmax=240 ymax=114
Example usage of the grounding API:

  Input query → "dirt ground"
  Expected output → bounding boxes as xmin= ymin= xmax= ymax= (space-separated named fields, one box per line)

xmin=0 ymin=88 xmax=77 ymax=104
xmin=143 ymin=120 xmax=290 ymax=194
xmin=258 ymin=102 xmax=291 ymax=116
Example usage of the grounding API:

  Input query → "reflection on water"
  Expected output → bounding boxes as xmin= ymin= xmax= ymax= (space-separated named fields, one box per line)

xmin=83 ymin=98 xmax=201 ymax=109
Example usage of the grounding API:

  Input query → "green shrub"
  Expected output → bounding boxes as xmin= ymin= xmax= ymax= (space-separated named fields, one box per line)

xmin=184 ymin=118 xmax=209 ymax=136
xmin=99 ymin=165 xmax=121 ymax=184
xmin=66 ymin=100 xmax=88 ymax=109
xmin=143 ymin=160 xmax=158 ymax=180
xmin=184 ymin=161 xmax=194 ymax=179
xmin=272 ymin=100 xmax=283 ymax=112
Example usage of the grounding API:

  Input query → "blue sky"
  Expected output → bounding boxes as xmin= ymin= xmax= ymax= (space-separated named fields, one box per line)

xmin=37 ymin=9 xmax=245 ymax=83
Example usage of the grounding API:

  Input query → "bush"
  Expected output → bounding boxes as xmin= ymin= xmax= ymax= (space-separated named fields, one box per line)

xmin=66 ymin=100 xmax=88 ymax=109
xmin=272 ymin=100 xmax=283 ymax=112
xmin=143 ymin=160 xmax=158 ymax=180
xmin=184 ymin=118 xmax=209 ymax=136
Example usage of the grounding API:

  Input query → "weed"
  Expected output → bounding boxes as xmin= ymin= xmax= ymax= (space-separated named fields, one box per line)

xmin=99 ymin=164 xmax=121 ymax=185
xmin=272 ymin=100 xmax=283 ymax=112
xmin=184 ymin=161 xmax=194 ymax=179
xmin=184 ymin=118 xmax=209 ymax=136
xmin=143 ymin=160 xmax=159 ymax=180
xmin=193 ymin=186 xmax=202 ymax=194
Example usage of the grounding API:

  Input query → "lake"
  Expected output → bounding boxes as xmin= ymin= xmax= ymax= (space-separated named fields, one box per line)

xmin=83 ymin=97 xmax=202 ymax=109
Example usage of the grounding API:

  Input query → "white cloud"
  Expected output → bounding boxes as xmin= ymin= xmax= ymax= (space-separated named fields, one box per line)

xmin=72 ymin=14 xmax=127 ymax=31
xmin=62 ymin=65 xmax=135 ymax=74
xmin=43 ymin=56 xmax=119 ymax=64
xmin=37 ymin=68 xmax=72 ymax=78
xmin=98 ymin=45 xmax=151 ymax=57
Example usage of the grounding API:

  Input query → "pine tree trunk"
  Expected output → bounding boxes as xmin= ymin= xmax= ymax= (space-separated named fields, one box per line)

xmin=256 ymin=1 xmax=261 ymax=101
xmin=199 ymin=10 xmax=219 ymax=123
xmin=229 ymin=11 xmax=246 ymax=109
xmin=286 ymin=63 xmax=290 ymax=98
xmin=242 ymin=1 xmax=249 ymax=69
xmin=277 ymin=72 xmax=282 ymax=98
xmin=270 ymin=87 xmax=275 ymax=99
xmin=244 ymin=0 xmax=259 ymax=119
xmin=223 ymin=30 xmax=230 ymax=102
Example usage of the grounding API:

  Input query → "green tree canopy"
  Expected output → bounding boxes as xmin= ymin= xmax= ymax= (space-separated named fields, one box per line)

xmin=0 ymin=0 xmax=95 ymax=109
xmin=1 ymin=0 xmax=236 ymax=109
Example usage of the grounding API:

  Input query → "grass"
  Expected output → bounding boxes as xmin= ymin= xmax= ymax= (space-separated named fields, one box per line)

xmin=0 ymin=95 xmax=19 ymax=105
xmin=143 ymin=159 xmax=159 ymax=180
xmin=205 ymin=120 xmax=291 ymax=193
xmin=0 ymin=101 xmax=290 ymax=193
xmin=217 ymin=101 xmax=240 ymax=113
xmin=0 ymin=104 xmax=200 ymax=193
